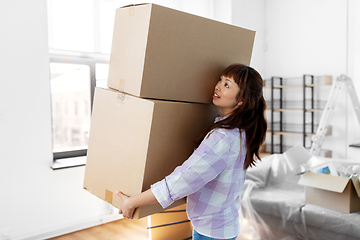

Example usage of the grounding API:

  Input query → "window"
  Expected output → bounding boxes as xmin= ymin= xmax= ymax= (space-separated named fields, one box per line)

xmin=47 ymin=0 xmax=215 ymax=163
xmin=49 ymin=52 xmax=109 ymax=161
xmin=50 ymin=61 xmax=91 ymax=159
xmin=47 ymin=0 xmax=115 ymax=162
xmin=95 ymin=63 xmax=109 ymax=88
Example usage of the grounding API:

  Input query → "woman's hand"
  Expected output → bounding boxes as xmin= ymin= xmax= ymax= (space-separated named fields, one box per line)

xmin=115 ymin=189 xmax=158 ymax=219
xmin=116 ymin=191 xmax=135 ymax=219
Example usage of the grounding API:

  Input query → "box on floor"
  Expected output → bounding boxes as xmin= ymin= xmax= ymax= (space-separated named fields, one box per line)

xmin=84 ymin=88 xmax=221 ymax=218
xmin=108 ymin=3 xmax=255 ymax=104
xmin=298 ymin=172 xmax=360 ymax=213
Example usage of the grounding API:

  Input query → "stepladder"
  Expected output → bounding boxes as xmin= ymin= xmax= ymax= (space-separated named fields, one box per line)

xmin=310 ymin=75 xmax=360 ymax=155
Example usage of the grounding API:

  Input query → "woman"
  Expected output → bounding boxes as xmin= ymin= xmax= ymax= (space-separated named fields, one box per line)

xmin=116 ymin=63 xmax=267 ymax=240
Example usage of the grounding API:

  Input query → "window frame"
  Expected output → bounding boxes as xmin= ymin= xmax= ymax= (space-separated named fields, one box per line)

xmin=49 ymin=49 xmax=109 ymax=162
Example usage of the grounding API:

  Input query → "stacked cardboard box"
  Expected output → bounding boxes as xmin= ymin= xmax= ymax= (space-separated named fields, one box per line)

xmin=148 ymin=204 xmax=192 ymax=240
xmin=84 ymin=3 xmax=255 ymax=219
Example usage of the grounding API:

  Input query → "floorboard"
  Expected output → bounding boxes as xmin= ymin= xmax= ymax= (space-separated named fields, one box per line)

xmin=48 ymin=218 xmax=149 ymax=240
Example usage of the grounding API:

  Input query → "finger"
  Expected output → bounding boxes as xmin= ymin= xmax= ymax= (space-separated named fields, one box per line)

xmin=127 ymin=209 xmax=134 ymax=220
xmin=120 ymin=209 xmax=133 ymax=219
xmin=115 ymin=190 xmax=126 ymax=199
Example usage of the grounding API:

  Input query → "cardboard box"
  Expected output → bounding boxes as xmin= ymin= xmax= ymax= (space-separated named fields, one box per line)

xmin=298 ymin=172 xmax=360 ymax=213
xmin=148 ymin=204 xmax=192 ymax=240
xmin=84 ymin=87 xmax=220 ymax=218
xmin=108 ymin=3 xmax=255 ymax=104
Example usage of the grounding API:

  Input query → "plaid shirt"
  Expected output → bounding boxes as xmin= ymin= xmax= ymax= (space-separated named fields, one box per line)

xmin=151 ymin=125 xmax=246 ymax=239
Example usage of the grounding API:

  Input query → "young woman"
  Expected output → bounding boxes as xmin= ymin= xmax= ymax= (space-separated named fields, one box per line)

xmin=116 ymin=63 xmax=267 ymax=240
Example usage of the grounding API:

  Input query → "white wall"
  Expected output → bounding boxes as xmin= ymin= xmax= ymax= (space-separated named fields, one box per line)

xmin=0 ymin=1 xmax=118 ymax=239
xmin=232 ymin=0 xmax=360 ymax=159
xmin=264 ymin=0 xmax=360 ymax=159
xmin=346 ymin=0 xmax=360 ymax=159
xmin=231 ymin=0 xmax=266 ymax=75
xmin=265 ymin=0 xmax=348 ymax=158
xmin=264 ymin=1 xmax=348 ymax=78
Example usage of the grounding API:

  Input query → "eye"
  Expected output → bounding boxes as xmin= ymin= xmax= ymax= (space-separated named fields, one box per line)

xmin=225 ymin=83 xmax=229 ymax=88
xmin=219 ymin=78 xmax=222 ymax=82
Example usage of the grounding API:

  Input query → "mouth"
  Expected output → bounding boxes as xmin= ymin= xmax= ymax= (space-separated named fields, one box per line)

xmin=213 ymin=92 xmax=220 ymax=99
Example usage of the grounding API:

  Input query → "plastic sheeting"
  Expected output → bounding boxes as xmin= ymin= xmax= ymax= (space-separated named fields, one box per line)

xmin=238 ymin=154 xmax=360 ymax=240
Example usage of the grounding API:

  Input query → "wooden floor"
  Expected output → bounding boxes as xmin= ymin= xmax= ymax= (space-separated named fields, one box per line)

xmin=49 ymin=218 xmax=149 ymax=240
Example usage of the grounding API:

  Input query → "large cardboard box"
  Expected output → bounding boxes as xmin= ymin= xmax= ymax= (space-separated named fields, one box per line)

xmin=108 ymin=3 xmax=255 ymax=104
xmin=298 ymin=172 xmax=360 ymax=213
xmin=84 ymin=87 xmax=220 ymax=218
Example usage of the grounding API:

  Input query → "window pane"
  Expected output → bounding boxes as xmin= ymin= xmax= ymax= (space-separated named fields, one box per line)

xmin=96 ymin=63 xmax=109 ymax=88
xmin=48 ymin=0 xmax=95 ymax=52
xmin=50 ymin=63 xmax=91 ymax=151
xmin=99 ymin=1 xmax=117 ymax=54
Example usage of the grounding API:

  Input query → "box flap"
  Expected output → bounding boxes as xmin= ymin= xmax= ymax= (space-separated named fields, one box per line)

xmin=351 ymin=177 xmax=360 ymax=197
xmin=121 ymin=3 xmax=149 ymax=8
xmin=283 ymin=144 xmax=311 ymax=173
xmin=298 ymin=172 xmax=350 ymax=193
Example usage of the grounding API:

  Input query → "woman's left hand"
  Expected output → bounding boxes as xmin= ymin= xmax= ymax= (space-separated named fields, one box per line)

xmin=115 ymin=191 xmax=135 ymax=219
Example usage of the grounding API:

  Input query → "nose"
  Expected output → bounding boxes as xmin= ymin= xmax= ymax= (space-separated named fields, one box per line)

xmin=215 ymin=82 xmax=220 ymax=91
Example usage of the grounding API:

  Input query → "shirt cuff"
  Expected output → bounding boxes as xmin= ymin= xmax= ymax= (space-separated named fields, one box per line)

xmin=151 ymin=178 xmax=174 ymax=209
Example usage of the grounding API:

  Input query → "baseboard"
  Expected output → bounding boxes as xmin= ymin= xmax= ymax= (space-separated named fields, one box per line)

xmin=13 ymin=210 xmax=122 ymax=240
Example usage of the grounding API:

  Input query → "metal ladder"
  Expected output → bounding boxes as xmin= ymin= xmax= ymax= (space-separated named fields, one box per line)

xmin=310 ymin=75 xmax=360 ymax=155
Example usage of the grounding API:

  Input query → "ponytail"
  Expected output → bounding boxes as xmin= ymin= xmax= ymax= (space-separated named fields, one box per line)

xmin=243 ymin=95 xmax=267 ymax=169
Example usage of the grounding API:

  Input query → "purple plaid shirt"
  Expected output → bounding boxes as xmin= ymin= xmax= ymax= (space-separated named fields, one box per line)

xmin=151 ymin=125 xmax=246 ymax=239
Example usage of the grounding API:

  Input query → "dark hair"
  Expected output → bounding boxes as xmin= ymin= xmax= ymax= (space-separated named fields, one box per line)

xmin=199 ymin=63 xmax=267 ymax=169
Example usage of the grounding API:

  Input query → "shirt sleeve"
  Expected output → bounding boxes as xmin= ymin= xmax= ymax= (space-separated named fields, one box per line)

xmin=151 ymin=129 xmax=232 ymax=208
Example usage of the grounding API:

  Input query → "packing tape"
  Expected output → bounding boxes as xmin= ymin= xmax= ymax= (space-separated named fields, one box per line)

xmin=105 ymin=189 xmax=113 ymax=204
xmin=129 ymin=6 xmax=135 ymax=15
xmin=119 ymin=79 xmax=125 ymax=92
xmin=116 ymin=92 xmax=126 ymax=106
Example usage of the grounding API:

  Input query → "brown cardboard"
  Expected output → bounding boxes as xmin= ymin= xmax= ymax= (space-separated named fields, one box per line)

xmin=298 ymin=172 xmax=360 ymax=213
xmin=148 ymin=204 xmax=192 ymax=240
xmin=108 ymin=3 xmax=255 ymax=104
xmin=83 ymin=87 xmax=220 ymax=219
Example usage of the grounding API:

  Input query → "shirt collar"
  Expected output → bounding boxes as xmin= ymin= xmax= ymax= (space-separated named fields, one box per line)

xmin=214 ymin=114 xmax=229 ymax=123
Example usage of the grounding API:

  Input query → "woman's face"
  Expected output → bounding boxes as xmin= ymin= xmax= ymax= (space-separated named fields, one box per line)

xmin=212 ymin=75 xmax=241 ymax=116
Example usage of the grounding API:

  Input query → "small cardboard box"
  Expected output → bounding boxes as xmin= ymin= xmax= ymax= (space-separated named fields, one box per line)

xmin=298 ymin=172 xmax=360 ymax=213
xmin=148 ymin=204 xmax=192 ymax=240
xmin=108 ymin=3 xmax=255 ymax=104
xmin=84 ymin=88 xmax=220 ymax=218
